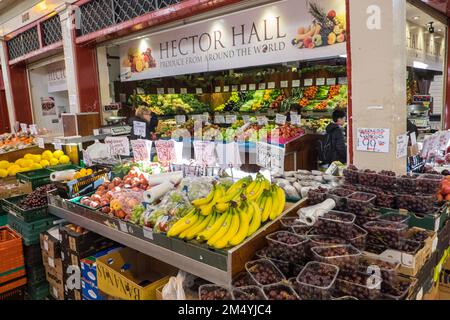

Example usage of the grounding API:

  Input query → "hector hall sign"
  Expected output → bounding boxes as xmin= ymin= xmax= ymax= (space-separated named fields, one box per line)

xmin=120 ymin=0 xmax=346 ymax=81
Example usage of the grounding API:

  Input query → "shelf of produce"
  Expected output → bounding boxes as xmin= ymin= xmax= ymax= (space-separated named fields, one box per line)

xmin=48 ymin=198 xmax=306 ymax=286
xmin=0 ymin=146 xmax=44 ymax=162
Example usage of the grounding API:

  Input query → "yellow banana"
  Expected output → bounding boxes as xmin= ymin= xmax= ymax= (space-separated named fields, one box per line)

xmin=275 ymin=186 xmax=286 ymax=218
xmin=245 ymin=180 xmax=258 ymax=196
xmin=262 ymin=194 xmax=272 ymax=222
xmin=184 ymin=213 xmax=213 ymax=240
xmin=247 ymin=180 xmax=264 ymax=201
xmin=257 ymin=195 xmax=267 ymax=214
xmin=217 ymin=185 xmax=245 ymax=204
xmin=192 ymin=185 xmax=216 ymax=206
xmin=247 ymin=200 xmax=262 ymax=237
xmin=197 ymin=210 xmax=228 ymax=241
xmin=166 ymin=208 xmax=195 ymax=236
xmin=199 ymin=186 xmax=224 ymax=216
xmin=229 ymin=204 xmax=250 ymax=247
xmin=226 ymin=177 xmax=251 ymax=195
xmin=207 ymin=211 xmax=233 ymax=247
xmin=244 ymin=201 xmax=254 ymax=222
xmin=179 ymin=215 xmax=204 ymax=239
xmin=167 ymin=210 xmax=199 ymax=237
xmin=215 ymin=201 xmax=230 ymax=213
xmin=196 ymin=211 xmax=219 ymax=241
xmin=250 ymin=179 xmax=270 ymax=201
xmin=269 ymin=187 xmax=279 ymax=221
xmin=212 ymin=208 xmax=240 ymax=249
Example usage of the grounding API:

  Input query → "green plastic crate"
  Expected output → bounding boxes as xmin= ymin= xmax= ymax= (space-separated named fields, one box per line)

xmin=7 ymin=213 xmax=57 ymax=246
xmin=0 ymin=213 xmax=6 ymax=226
xmin=26 ymin=265 xmax=46 ymax=285
xmin=26 ymin=282 xmax=49 ymax=300
xmin=1 ymin=195 xmax=49 ymax=223
xmin=16 ymin=169 xmax=52 ymax=190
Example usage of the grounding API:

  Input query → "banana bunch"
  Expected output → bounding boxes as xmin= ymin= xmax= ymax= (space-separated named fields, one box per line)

xmin=167 ymin=175 xmax=286 ymax=250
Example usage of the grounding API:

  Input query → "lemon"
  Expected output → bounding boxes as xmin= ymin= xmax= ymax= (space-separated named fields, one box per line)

xmin=15 ymin=159 xmax=25 ymax=167
xmin=59 ymin=155 xmax=70 ymax=164
xmin=8 ymin=165 xmax=20 ymax=176
xmin=40 ymin=160 xmax=50 ymax=168
xmin=0 ymin=169 xmax=7 ymax=178
xmin=22 ymin=159 xmax=34 ymax=168
xmin=86 ymin=168 xmax=93 ymax=175
xmin=0 ymin=160 xmax=10 ymax=170
xmin=74 ymin=172 xmax=82 ymax=180
xmin=80 ymin=168 xmax=87 ymax=176
xmin=32 ymin=155 xmax=42 ymax=163
xmin=50 ymin=158 xmax=59 ymax=166
xmin=53 ymin=150 xmax=64 ymax=160
xmin=42 ymin=150 xmax=53 ymax=161
xmin=24 ymin=154 xmax=33 ymax=160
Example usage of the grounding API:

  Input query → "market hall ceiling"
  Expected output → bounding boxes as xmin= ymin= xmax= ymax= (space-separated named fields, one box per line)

xmin=421 ymin=0 xmax=450 ymax=15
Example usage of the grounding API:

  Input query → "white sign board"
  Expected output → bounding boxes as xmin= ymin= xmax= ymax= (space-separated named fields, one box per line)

xmin=105 ymin=136 xmax=131 ymax=156
xmin=257 ymin=142 xmax=285 ymax=172
xmin=120 ymin=0 xmax=346 ymax=81
xmin=48 ymin=67 xmax=67 ymax=93
xmin=357 ymin=128 xmax=390 ymax=153
xmin=193 ymin=141 xmax=217 ymax=166
xmin=396 ymin=134 xmax=409 ymax=159
xmin=131 ymin=139 xmax=153 ymax=162
xmin=133 ymin=121 xmax=146 ymax=138
xmin=275 ymin=114 xmax=287 ymax=125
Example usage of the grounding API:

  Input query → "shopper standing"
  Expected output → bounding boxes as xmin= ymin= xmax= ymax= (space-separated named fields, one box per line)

xmin=322 ymin=109 xmax=347 ymax=165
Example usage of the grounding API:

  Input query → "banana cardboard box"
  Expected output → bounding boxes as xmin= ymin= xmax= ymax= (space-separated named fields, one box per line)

xmin=96 ymin=247 xmax=177 ymax=300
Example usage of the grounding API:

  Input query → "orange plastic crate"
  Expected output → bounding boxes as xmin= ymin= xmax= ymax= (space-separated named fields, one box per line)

xmin=0 ymin=276 xmax=27 ymax=296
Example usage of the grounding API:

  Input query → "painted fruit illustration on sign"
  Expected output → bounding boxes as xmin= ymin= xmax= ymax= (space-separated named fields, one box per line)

xmin=292 ymin=2 xmax=346 ymax=49
xmin=122 ymin=47 xmax=157 ymax=73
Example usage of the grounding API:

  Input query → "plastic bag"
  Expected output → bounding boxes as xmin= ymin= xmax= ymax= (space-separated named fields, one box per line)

xmin=162 ymin=271 xmax=187 ymax=300
xmin=86 ymin=141 xmax=110 ymax=159
xmin=179 ymin=176 xmax=215 ymax=201
xmin=110 ymin=190 xmax=144 ymax=220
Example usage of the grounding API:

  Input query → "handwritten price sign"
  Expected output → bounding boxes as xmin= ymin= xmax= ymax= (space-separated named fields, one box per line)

xmin=131 ymin=139 xmax=152 ymax=162
xmin=357 ymin=128 xmax=390 ymax=153
xmin=105 ymin=136 xmax=130 ymax=156
xmin=155 ymin=140 xmax=176 ymax=163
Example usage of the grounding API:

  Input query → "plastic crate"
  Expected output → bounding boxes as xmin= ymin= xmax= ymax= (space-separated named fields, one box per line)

xmin=26 ymin=265 xmax=46 ymax=285
xmin=7 ymin=213 xmax=57 ymax=246
xmin=1 ymin=195 xmax=49 ymax=223
xmin=26 ymin=282 xmax=49 ymax=300
xmin=0 ymin=284 xmax=25 ymax=300
xmin=0 ymin=213 xmax=6 ymax=226
xmin=23 ymin=243 xmax=43 ymax=267
xmin=48 ymin=164 xmax=81 ymax=172
xmin=0 ymin=276 xmax=27 ymax=299
xmin=16 ymin=169 xmax=53 ymax=190
xmin=56 ymin=165 xmax=111 ymax=198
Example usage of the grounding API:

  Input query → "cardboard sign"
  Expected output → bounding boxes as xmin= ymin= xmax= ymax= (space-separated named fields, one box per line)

xmin=175 ymin=115 xmax=186 ymax=124
xmin=275 ymin=114 xmax=287 ymax=125
xmin=193 ymin=141 xmax=217 ymax=166
xmin=257 ymin=116 xmax=268 ymax=126
xmin=105 ymin=136 xmax=131 ymax=156
xmin=133 ymin=121 xmax=146 ymax=138
xmin=292 ymin=80 xmax=300 ymax=87
xmin=155 ymin=140 xmax=176 ymax=163
xmin=357 ymin=128 xmax=390 ymax=153
xmin=396 ymin=134 xmax=409 ymax=159
xmin=29 ymin=124 xmax=38 ymax=135
xmin=82 ymin=150 xmax=93 ymax=167
xmin=226 ymin=115 xmax=237 ymax=124
xmin=290 ymin=114 xmax=301 ymax=126
xmin=37 ymin=137 xmax=45 ymax=149
xmin=215 ymin=115 xmax=225 ymax=124
xmin=316 ymin=78 xmax=325 ymax=86
xmin=131 ymin=139 xmax=152 ymax=162
xmin=304 ymin=79 xmax=313 ymax=86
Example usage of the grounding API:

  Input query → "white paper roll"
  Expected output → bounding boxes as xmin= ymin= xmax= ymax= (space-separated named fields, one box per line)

xmin=298 ymin=199 xmax=336 ymax=226
xmin=148 ymin=172 xmax=183 ymax=187
xmin=144 ymin=182 xmax=175 ymax=203
xmin=50 ymin=170 xmax=77 ymax=182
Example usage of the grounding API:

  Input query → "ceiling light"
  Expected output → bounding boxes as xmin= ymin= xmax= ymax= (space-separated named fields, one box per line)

xmin=413 ymin=61 xmax=428 ymax=69
xmin=438 ymin=29 xmax=443 ymax=32
xmin=339 ymin=54 xmax=347 ymax=58
xmin=413 ymin=16 xmax=420 ymax=20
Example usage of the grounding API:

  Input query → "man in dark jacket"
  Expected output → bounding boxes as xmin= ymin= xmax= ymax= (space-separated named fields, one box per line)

xmin=324 ymin=109 xmax=347 ymax=164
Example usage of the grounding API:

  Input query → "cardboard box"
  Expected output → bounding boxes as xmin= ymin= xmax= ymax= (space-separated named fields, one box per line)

xmin=42 ymin=250 xmax=63 ymax=275
xmin=81 ymin=278 xmax=104 ymax=300
xmin=155 ymin=283 xmax=165 ymax=301
xmin=40 ymin=227 xmax=61 ymax=259
xmin=60 ymin=224 xmax=108 ymax=255
xmin=48 ymin=281 xmax=64 ymax=300
xmin=96 ymin=247 xmax=177 ymax=300
xmin=80 ymin=246 xmax=121 ymax=287
xmin=423 ymin=282 xmax=440 ymax=300
xmin=61 ymin=238 xmax=116 ymax=268
xmin=408 ymin=144 xmax=419 ymax=157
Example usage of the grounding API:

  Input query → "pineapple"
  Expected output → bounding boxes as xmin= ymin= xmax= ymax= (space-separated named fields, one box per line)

xmin=309 ymin=3 xmax=335 ymax=37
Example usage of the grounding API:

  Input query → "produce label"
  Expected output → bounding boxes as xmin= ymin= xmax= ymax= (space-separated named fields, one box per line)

xmin=215 ymin=86 xmax=221 ymax=93
xmin=196 ymin=88 xmax=203 ymax=94
xmin=257 ymin=116 xmax=268 ymax=126
xmin=242 ymin=115 xmax=251 ymax=123
xmin=143 ymin=226 xmax=154 ymax=240
xmin=223 ymin=86 xmax=230 ymax=92
xmin=280 ymin=81 xmax=288 ymax=88
xmin=180 ymin=88 xmax=188 ymax=94
xmin=131 ymin=139 xmax=152 ymax=162
xmin=216 ymin=142 xmax=242 ymax=167
xmin=395 ymin=133 xmax=408 ymax=159
xmin=175 ymin=115 xmax=186 ymax=124
xmin=258 ymin=83 xmax=267 ymax=90
xmin=257 ymin=142 xmax=285 ymax=172
xmin=256 ymin=142 xmax=270 ymax=168
xmin=249 ymin=84 xmax=256 ymax=91
xmin=155 ymin=140 xmax=177 ymax=163
xmin=120 ymin=0 xmax=346 ymax=81
xmin=20 ymin=123 xmax=27 ymax=132
xmin=275 ymin=114 xmax=287 ymax=125
xmin=133 ymin=121 xmax=146 ymax=138
xmin=292 ymin=80 xmax=300 ymax=87
xmin=53 ymin=139 xmax=62 ymax=151
xmin=290 ymin=113 xmax=301 ymax=125
xmin=326 ymin=78 xmax=336 ymax=85
xmin=215 ymin=115 xmax=225 ymax=124
xmin=357 ymin=128 xmax=390 ymax=153
xmin=29 ymin=124 xmax=38 ymax=135
xmin=193 ymin=141 xmax=217 ymax=166
xmin=304 ymin=79 xmax=313 ymax=86
xmin=232 ymin=85 xmax=239 ymax=92
xmin=316 ymin=78 xmax=325 ymax=86
xmin=267 ymin=82 xmax=276 ymax=89
xmin=37 ymin=137 xmax=45 ymax=149
xmin=167 ymin=88 xmax=175 ymax=94
xmin=105 ymin=136 xmax=131 ymax=156
xmin=338 ymin=77 xmax=347 ymax=85
xmin=240 ymin=84 xmax=247 ymax=91
xmin=226 ymin=115 xmax=237 ymax=124
xmin=157 ymin=88 xmax=165 ymax=94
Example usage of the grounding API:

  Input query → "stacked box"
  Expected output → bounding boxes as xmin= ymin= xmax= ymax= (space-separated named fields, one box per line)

xmin=40 ymin=227 xmax=64 ymax=300
xmin=59 ymin=224 xmax=116 ymax=300
xmin=80 ymin=246 xmax=121 ymax=300
xmin=0 ymin=226 xmax=27 ymax=300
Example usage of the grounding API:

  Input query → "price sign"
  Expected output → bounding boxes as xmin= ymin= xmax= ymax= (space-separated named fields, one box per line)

xmin=290 ymin=114 xmax=301 ymax=126
xmin=267 ymin=109 xmax=275 ymax=116
xmin=270 ymin=144 xmax=285 ymax=172
xmin=29 ymin=124 xmax=38 ymax=135
xmin=53 ymin=139 xmax=62 ymax=151
xmin=249 ymin=84 xmax=256 ymax=91
xmin=242 ymin=115 xmax=250 ymax=123
xmin=275 ymin=114 xmax=287 ymax=125
xmin=257 ymin=116 xmax=268 ymax=126
xmin=215 ymin=115 xmax=225 ymax=124
xmin=240 ymin=84 xmax=247 ymax=91
xmin=338 ymin=77 xmax=348 ymax=85
xmin=133 ymin=121 xmax=146 ymax=138
xmin=167 ymin=88 xmax=175 ymax=94
xmin=256 ymin=142 xmax=270 ymax=168
xmin=180 ymin=88 xmax=188 ymax=94
xmin=131 ymin=139 xmax=152 ymax=162
xmin=191 ymin=114 xmax=202 ymax=122
xmin=396 ymin=134 xmax=408 ymax=159
xmin=155 ymin=140 xmax=177 ymax=163
xmin=82 ymin=150 xmax=93 ymax=167
xmin=202 ymin=113 xmax=210 ymax=123
xmin=304 ymin=79 xmax=313 ymax=86
xmin=280 ymin=81 xmax=288 ymax=88
xmin=175 ymin=115 xmax=186 ymax=124
xmin=357 ymin=128 xmax=390 ymax=153
xmin=143 ymin=226 xmax=154 ymax=240
xmin=223 ymin=86 xmax=230 ymax=92
xmin=292 ymin=80 xmax=300 ymax=87
xmin=226 ymin=115 xmax=237 ymax=124
xmin=20 ymin=123 xmax=27 ymax=132
xmin=215 ymin=86 xmax=221 ymax=93
xmin=136 ymin=88 xmax=145 ymax=94
xmin=326 ymin=78 xmax=337 ymax=86
xmin=232 ymin=85 xmax=239 ymax=92
xmin=37 ymin=137 xmax=45 ymax=149
xmin=93 ymin=129 xmax=100 ymax=136
xmin=259 ymin=83 xmax=267 ymax=90
xmin=268 ymin=82 xmax=276 ymax=89
xmin=157 ymin=88 xmax=165 ymax=94
xmin=316 ymin=78 xmax=325 ymax=86
xmin=193 ymin=141 xmax=217 ymax=166
xmin=105 ymin=136 xmax=130 ymax=156
xmin=196 ymin=88 xmax=203 ymax=94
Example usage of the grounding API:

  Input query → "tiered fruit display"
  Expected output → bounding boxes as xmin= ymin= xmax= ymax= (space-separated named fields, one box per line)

xmin=0 ymin=150 xmax=71 ymax=177
xmin=438 ymin=176 xmax=450 ymax=201
xmin=131 ymin=93 xmax=209 ymax=115
xmin=73 ymin=168 xmax=94 ymax=180
xmin=19 ymin=184 xmax=57 ymax=209
xmin=215 ymin=92 xmax=241 ymax=112
xmin=268 ymin=124 xmax=305 ymax=143
xmin=167 ymin=174 xmax=286 ymax=249
xmin=0 ymin=132 xmax=36 ymax=154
